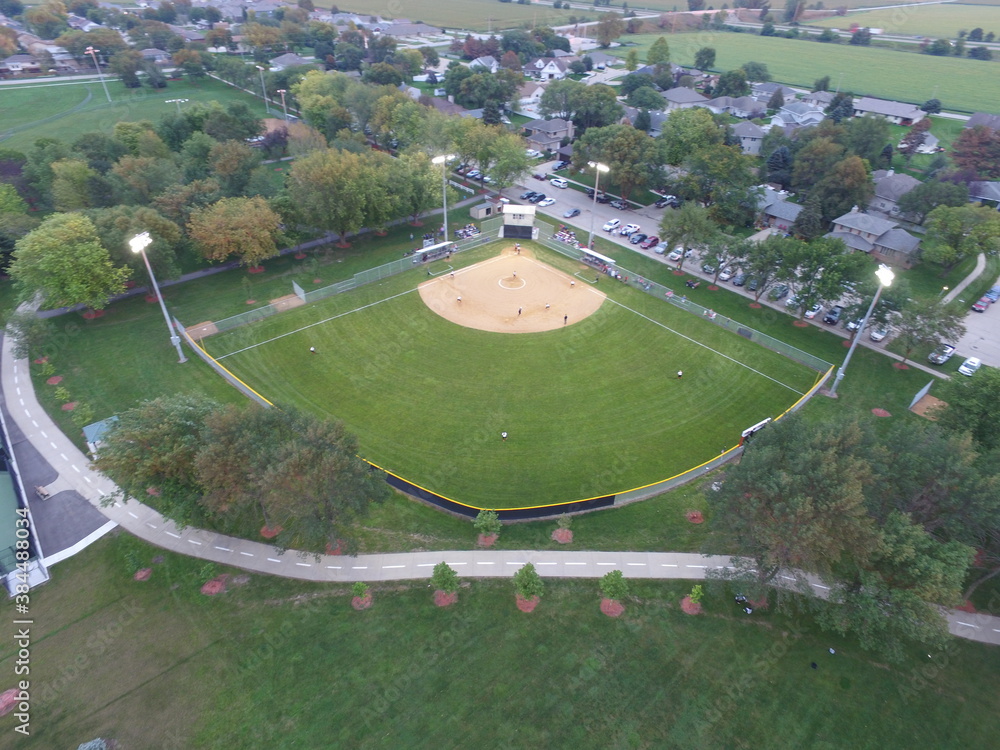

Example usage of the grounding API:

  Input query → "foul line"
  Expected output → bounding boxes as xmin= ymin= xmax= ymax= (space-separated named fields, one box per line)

xmin=607 ymin=298 xmax=805 ymax=395
xmin=215 ymin=288 xmax=418 ymax=360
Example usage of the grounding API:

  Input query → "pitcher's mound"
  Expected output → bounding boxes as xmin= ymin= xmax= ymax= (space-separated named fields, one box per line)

xmin=419 ymin=251 xmax=605 ymax=333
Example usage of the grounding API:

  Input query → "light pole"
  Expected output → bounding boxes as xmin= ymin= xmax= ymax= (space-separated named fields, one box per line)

xmin=586 ymin=161 xmax=609 ymax=250
xmin=276 ymin=89 xmax=289 ymax=121
xmin=940 ymin=285 xmax=949 ymax=298
xmin=165 ymin=98 xmax=188 ymax=115
xmin=432 ymin=154 xmax=456 ymax=242
xmin=130 ymin=232 xmax=187 ymax=364
xmin=85 ymin=46 xmax=111 ymax=103
xmin=828 ymin=264 xmax=894 ymax=397
xmin=256 ymin=65 xmax=270 ymax=114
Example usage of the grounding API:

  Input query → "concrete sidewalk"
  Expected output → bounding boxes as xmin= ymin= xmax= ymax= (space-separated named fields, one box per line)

xmin=942 ymin=253 xmax=986 ymax=305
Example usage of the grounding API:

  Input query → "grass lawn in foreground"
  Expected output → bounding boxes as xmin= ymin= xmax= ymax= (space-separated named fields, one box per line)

xmin=206 ymin=242 xmax=817 ymax=508
xmin=3 ymin=534 xmax=999 ymax=749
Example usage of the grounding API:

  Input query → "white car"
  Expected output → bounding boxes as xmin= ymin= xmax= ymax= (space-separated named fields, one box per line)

xmin=718 ymin=267 xmax=735 ymax=282
xmin=619 ymin=223 xmax=640 ymax=237
xmin=667 ymin=247 xmax=692 ymax=262
xmin=549 ymin=177 xmax=568 ymax=189
xmin=537 ymin=197 xmax=556 ymax=207
xmin=958 ymin=357 xmax=982 ymax=376
xmin=804 ymin=304 xmax=822 ymax=319
xmin=525 ymin=149 xmax=541 ymax=158
xmin=869 ymin=326 xmax=888 ymax=342
xmin=603 ymin=218 xmax=621 ymax=232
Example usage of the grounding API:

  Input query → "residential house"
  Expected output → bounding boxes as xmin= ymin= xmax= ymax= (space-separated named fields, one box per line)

xmin=870 ymin=169 xmax=921 ymax=217
xmin=732 ymin=120 xmax=765 ymax=155
xmin=398 ymin=83 xmax=422 ymax=101
xmin=268 ymin=52 xmax=312 ymax=71
xmin=621 ymin=105 xmax=668 ymax=138
xmin=140 ymin=48 xmax=171 ymax=65
xmin=800 ymin=90 xmax=835 ymax=108
xmin=424 ymin=96 xmax=466 ymax=116
xmin=67 ymin=13 xmax=103 ymax=31
xmin=757 ymin=187 xmax=802 ymax=231
xmin=964 ymin=112 xmax=1000 ymax=132
xmin=0 ymin=54 xmax=41 ymax=75
xmin=701 ymin=95 xmax=765 ymax=119
xmin=770 ymin=101 xmax=825 ymax=129
xmin=518 ymin=81 xmax=545 ymax=109
xmin=469 ymin=55 xmax=499 ymax=74
xmin=523 ymin=117 xmax=575 ymax=151
xmin=969 ymin=181 xmax=1000 ymax=209
xmin=379 ymin=22 xmax=439 ymax=37
xmin=896 ymin=131 xmax=940 ymax=155
xmin=167 ymin=25 xmax=205 ymax=43
xmin=751 ymin=82 xmax=798 ymax=105
xmin=826 ymin=207 xmax=921 ymax=267
xmin=523 ymin=57 xmax=570 ymax=81
xmin=661 ymin=87 xmax=708 ymax=111
xmin=852 ymin=96 xmax=924 ymax=126
xmin=584 ymin=51 xmax=619 ymax=68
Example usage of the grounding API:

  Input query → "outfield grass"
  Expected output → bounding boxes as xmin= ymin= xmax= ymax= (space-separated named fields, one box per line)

xmin=4 ymin=533 xmax=999 ymax=749
xmin=617 ymin=32 xmax=1000 ymax=113
xmin=335 ymin=0 xmax=577 ymax=31
xmin=206 ymin=242 xmax=817 ymax=509
xmin=808 ymin=4 xmax=1000 ymax=39
xmin=0 ymin=78 xmax=267 ymax=153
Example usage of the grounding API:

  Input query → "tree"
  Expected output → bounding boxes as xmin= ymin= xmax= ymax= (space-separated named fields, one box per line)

xmin=849 ymin=27 xmax=872 ymax=45
xmin=713 ymin=69 xmax=750 ymax=98
xmin=825 ymin=92 xmax=855 ymax=123
xmin=921 ymin=98 xmax=942 ymax=114
xmin=207 ymin=140 xmax=261 ymax=196
xmin=812 ymin=75 xmax=831 ymax=92
xmin=657 ymin=107 xmax=724 ymax=166
xmin=810 ymin=155 xmax=874 ymax=223
xmin=87 ymin=205 xmax=183 ymax=280
xmin=951 ymin=125 xmax=1000 ymax=179
xmin=431 ymin=561 xmax=459 ymax=594
xmin=287 ymin=148 xmax=369 ymax=246
xmin=109 ymin=49 xmax=143 ymax=88
xmin=594 ymin=12 xmax=625 ymax=47
xmin=893 ymin=299 xmax=966 ymax=364
xmin=569 ymin=84 xmax=623 ymax=131
xmin=646 ymin=36 xmax=670 ymax=68
xmin=767 ymin=89 xmax=784 ymax=111
xmin=760 ymin=21 xmax=776 ymax=37
xmin=362 ymin=62 xmax=402 ymax=87
xmin=574 ymin=124 xmax=663 ymax=202
xmin=10 ymin=213 xmax=130 ymax=310
xmin=50 ymin=158 xmax=99 ymax=211
xmin=926 ymin=38 xmax=952 ymax=55
xmin=619 ymin=72 xmax=656 ymax=98
xmin=765 ymin=143 xmax=793 ymax=188
xmin=599 ymin=570 xmax=629 ymax=600
xmin=537 ymin=78 xmax=579 ymax=121
xmin=897 ymin=181 xmax=969 ymax=225
xmin=923 ymin=204 xmax=1000 ymax=271
xmin=485 ymin=130 xmax=533 ymax=196
xmin=741 ymin=61 xmax=769 ymax=82
xmin=694 ymin=47 xmax=716 ymax=70
xmin=935 ymin=367 xmax=1000 ymax=453
xmin=657 ymin=202 xmax=719 ymax=271
xmin=624 ymin=48 xmax=639 ymax=71
xmin=791 ymin=136 xmax=845 ymax=193
xmin=843 ymin=114 xmax=890 ymax=165
xmin=474 ymin=509 xmax=502 ymax=539
xmin=681 ymin=143 xmax=758 ymax=225
xmin=628 ymin=87 xmax=664 ymax=111
xmin=968 ymin=46 xmax=992 ymax=61
xmin=188 ymin=196 xmax=283 ymax=268
xmin=789 ymin=194 xmax=825 ymax=240
xmin=24 ymin=0 xmax=68 ymax=39
xmin=780 ymin=236 xmax=868 ymax=316
xmin=513 ymin=562 xmax=544 ymax=600
xmin=743 ymin=235 xmax=789 ymax=301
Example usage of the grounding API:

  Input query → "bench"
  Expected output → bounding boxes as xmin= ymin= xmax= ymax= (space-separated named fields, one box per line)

xmin=35 ymin=485 xmax=50 ymax=501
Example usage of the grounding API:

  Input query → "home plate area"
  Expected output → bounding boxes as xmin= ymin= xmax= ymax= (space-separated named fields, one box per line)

xmin=418 ymin=248 xmax=606 ymax=333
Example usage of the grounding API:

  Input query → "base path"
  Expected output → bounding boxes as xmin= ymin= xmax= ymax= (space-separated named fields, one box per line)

xmin=2 ymin=327 xmax=998 ymax=646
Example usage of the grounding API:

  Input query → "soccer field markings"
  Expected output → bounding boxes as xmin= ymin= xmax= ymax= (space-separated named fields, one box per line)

xmin=607 ymin=299 xmax=807 ymax=396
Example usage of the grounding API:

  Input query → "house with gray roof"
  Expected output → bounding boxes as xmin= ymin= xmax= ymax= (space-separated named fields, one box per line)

xmin=661 ymin=87 xmax=708 ymax=111
xmin=771 ymin=101 xmax=825 ymax=129
xmin=523 ymin=117 xmax=574 ymax=150
xmin=621 ymin=105 xmax=668 ymax=137
xmin=852 ymin=96 xmax=924 ymax=126
xmin=701 ymin=95 xmax=765 ymax=120
xmin=870 ymin=169 xmax=922 ymax=218
xmin=380 ymin=22 xmax=439 ymax=37
xmin=969 ymin=181 xmax=1000 ymax=208
xmin=827 ymin=207 xmax=921 ymax=267
xmin=469 ymin=56 xmax=499 ymax=74
xmin=752 ymin=82 xmax=798 ymax=104
xmin=756 ymin=187 xmax=802 ymax=231
xmin=268 ymin=52 xmax=313 ymax=71
xmin=732 ymin=120 xmax=765 ymax=155
xmin=965 ymin=112 xmax=1000 ymax=133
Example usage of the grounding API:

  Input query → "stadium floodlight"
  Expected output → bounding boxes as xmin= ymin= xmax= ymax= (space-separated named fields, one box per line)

xmin=256 ymin=65 xmax=270 ymax=113
xmin=130 ymin=232 xmax=186 ymax=364
xmin=432 ymin=154 xmax=456 ymax=242
xmin=165 ymin=98 xmax=189 ymax=115
xmin=586 ymin=161 xmax=610 ymax=250
xmin=85 ymin=46 xmax=111 ymax=103
xmin=828 ymin=264 xmax=894 ymax=397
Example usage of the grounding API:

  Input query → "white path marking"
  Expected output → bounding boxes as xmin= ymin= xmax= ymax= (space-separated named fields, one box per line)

xmin=506 ymin=562 xmax=525 ymax=566
xmin=476 ymin=561 xmax=494 ymax=565
xmin=84 ymin=477 xmax=91 ymax=484
xmin=267 ymin=558 xmax=281 ymax=563
xmin=71 ymin=465 xmax=80 ymax=473
xmin=296 ymin=563 xmax=310 ymax=567
xmin=597 ymin=562 xmax=616 ymax=566
xmin=146 ymin=523 xmax=157 ymax=529
xmin=416 ymin=563 xmax=435 ymax=567
xmin=383 ymin=565 xmax=405 ymax=569
xmin=781 ymin=575 xmax=796 ymax=580
xmin=627 ymin=563 xmax=646 ymax=566
xmin=188 ymin=540 xmax=202 ymax=546
xmin=127 ymin=511 xmax=138 ymax=518
xmin=166 ymin=531 xmax=181 ymax=539
xmin=39 ymin=430 xmax=46 ymax=438
xmin=661 ymin=564 xmax=678 ymax=567
xmin=812 ymin=584 xmax=830 ymax=590
xmin=31 ymin=420 xmax=38 ymax=427
xmin=956 ymin=621 xmax=978 ymax=628
xmin=60 ymin=453 xmax=68 ymax=461
xmin=448 ymin=562 xmax=467 ymax=566
xmin=240 ymin=552 xmax=254 ymax=557
xmin=326 ymin=565 xmax=342 ymax=569
xmin=215 ymin=546 xmax=231 ymax=552
xmin=686 ymin=565 xmax=707 ymax=568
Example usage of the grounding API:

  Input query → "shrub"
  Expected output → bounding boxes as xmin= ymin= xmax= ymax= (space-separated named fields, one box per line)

xmin=54 ymin=385 xmax=71 ymax=402
xmin=557 ymin=515 xmax=573 ymax=530
xmin=352 ymin=581 xmax=369 ymax=598
xmin=689 ymin=584 xmax=704 ymax=604
xmin=431 ymin=561 xmax=459 ymax=594
xmin=474 ymin=509 xmax=502 ymax=537
xmin=513 ymin=563 xmax=544 ymax=599
xmin=599 ymin=570 xmax=629 ymax=601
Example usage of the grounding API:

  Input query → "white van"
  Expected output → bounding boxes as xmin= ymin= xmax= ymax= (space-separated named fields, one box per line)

xmin=549 ymin=177 xmax=568 ymax=189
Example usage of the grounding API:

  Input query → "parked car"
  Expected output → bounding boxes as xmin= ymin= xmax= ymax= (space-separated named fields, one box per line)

xmin=972 ymin=296 xmax=992 ymax=312
xmin=731 ymin=272 xmax=747 ymax=286
xmin=537 ymin=197 xmax=556 ymax=207
xmin=869 ymin=326 xmax=888 ymax=342
xmin=563 ymin=207 xmax=581 ymax=218
xmin=553 ymin=160 xmax=570 ymax=170
xmin=768 ymin=284 xmax=789 ymax=301
xmin=533 ymin=173 xmax=547 ymax=181
xmin=610 ymin=200 xmax=630 ymax=210
xmin=520 ymin=190 xmax=538 ymax=201
xmin=654 ymin=243 xmax=668 ymax=255
xmin=595 ymin=193 xmax=612 ymax=204
xmin=525 ymin=149 xmax=542 ymax=158
xmin=629 ymin=233 xmax=648 ymax=245
xmin=718 ymin=267 xmax=735 ymax=282
xmin=928 ymin=343 xmax=956 ymax=365
xmin=985 ymin=285 xmax=1000 ymax=302
xmin=603 ymin=218 xmax=621 ymax=232
xmin=619 ymin=223 xmax=640 ymax=237
xmin=654 ymin=195 xmax=678 ymax=208
xmin=845 ymin=318 xmax=864 ymax=332
xmin=529 ymin=193 xmax=546 ymax=204
xmin=701 ymin=261 xmax=718 ymax=275
xmin=549 ymin=177 xmax=568 ymax=189
xmin=747 ymin=277 xmax=760 ymax=292
xmin=466 ymin=170 xmax=480 ymax=179
xmin=784 ymin=295 xmax=800 ymax=309
xmin=640 ymin=235 xmax=660 ymax=249
xmin=804 ymin=304 xmax=822 ymax=319
xmin=958 ymin=357 xmax=982 ymax=376
xmin=823 ymin=304 xmax=845 ymax=325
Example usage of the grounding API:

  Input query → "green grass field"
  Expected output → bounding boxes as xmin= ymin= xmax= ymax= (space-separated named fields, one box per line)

xmin=0 ymin=78 xmax=267 ymax=153
xmin=809 ymin=4 xmax=1000 ymax=38
xmin=336 ymin=0 xmax=577 ymax=31
xmin=617 ymin=32 xmax=1000 ymax=113
xmin=4 ymin=533 xmax=999 ymax=748
xmin=204 ymin=242 xmax=817 ymax=509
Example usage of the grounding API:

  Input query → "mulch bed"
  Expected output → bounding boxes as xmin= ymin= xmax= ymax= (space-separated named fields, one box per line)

xmin=871 ymin=408 xmax=892 ymax=418
xmin=246 ymin=300 xmax=257 ymax=305
xmin=600 ymin=598 xmax=625 ymax=617
xmin=673 ymin=270 xmax=685 ymax=276
xmin=294 ymin=252 xmax=307 ymax=259
xmin=477 ymin=533 xmax=498 ymax=548
xmin=260 ymin=525 xmax=282 ymax=539
xmin=956 ymin=600 xmax=977 ymax=613
xmin=793 ymin=320 xmax=809 ymax=327
xmin=843 ymin=340 xmax=852 ymax=347
xmin=551 ymin=528 xmax=573 ymax=544
xmin=708 ymin=285 xmax=719 ymax=291
xmin=516 ymin=594 xmax=540 ymax=613
xmin=33 ymin=357 xmax=48 ymax=364
xmin=146 ymin=487 xmax=161 ymax=496
xmin=46 ymin=376 xmax=63 ymax=385
xmin=313 ymin=278 xmax=322 ymax=284
xmin=133 ymin=568 xmax=152 ymax=581
xmin=434 ymin=590 xmax=458 ymax=607
xmin=352 ymin=594 xmax=373 ymax=611
xmin=749 ymin=303 xmax=762 ymax=309
xmin=681 ymin=596 xmax=703 ymax=615
xmin=61 ymin=402 xmax=76 ymax=411
xmin=247 ymin=266 xmax=265 ymax=274
xmin=893 ymin=362 xmax=910 ymax=370
xmin=686 ymin=510 xmax=704 ymax=524
xmin=0 ymin=689 xmax=20 ymax=718
xmin=82 ymin=309 xmax=106 ymax=318
xmin=201 ymin=574 xmax=230 ymax=596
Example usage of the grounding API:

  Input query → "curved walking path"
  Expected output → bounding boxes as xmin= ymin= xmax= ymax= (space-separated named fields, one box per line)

xmin=3 ymin=333 xmax=999 ymax=646
xmin=942 ymin=253 xmax=987 ymax=305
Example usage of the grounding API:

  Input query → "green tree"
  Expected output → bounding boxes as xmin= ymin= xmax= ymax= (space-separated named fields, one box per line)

xmin=812 ymin=75 xmax=831 ymax=92
xmin=951 ymin=125 xmax=1000 ymax=179
xmin=923 ymin=204 xmax=1000 ymax=271
xmin=188 ymin=196 xmax=283 ymax=267
xmin=926 ymin=38 xmax=951 ymax=55
xmin=537 ymin=78 xmax=580 ymax=121
xmin=570 ymin=83 xmax=623 ymax=131
xmin=474 ymin=509 xmax=502 ymax=537
xmin=208 ymin=139 xmax=262 ymax=196
xmin=791 ymin=137 xmax=845 ymax=193
xmin=681 ymin=143 xmax=759 ymax=225
xmin=935 ymin=367 xmax=1000 ymax=453
xmin=10 ymin=213 xmax=130 ymax=310
xmin=287 ymin=148 xmax=369 ymax=246
xmin=743 ymin=234 xmax=790 ymax=301
xmin=843 ymin=114 xmax=890 ymax=165
xmin=594 ymin=12 xmax=625 ymax=47
xmin=487 ymin=130 xmax=533 ymax=197
xmin=780 ymin=236 xmax=868 ymax=316
xmin=109 ymin=49 xmax=143 ymax=88
xmin=893 ymin=299 xmax=966 ymax=364
xmin=50 ymin=158 xmax=99 ymax=211
xmin=624 ymin=48 xmax=638 ymax=71
xmin=513 ymin=563 xmax=544 ymax=600
xmin=713 ymin=69 xmax=750 ymax=98
xmin=897 ymin=181 xmax=969 ymax=224
xmin=646 ymin=36 xmax=670 ymax=68
xmin=599 ymin=570 xmax=629 ymax=600
xmin=657 ymin=108 xmax=724 ymax=166
xmin=810 ymin=155 xmax=874 ymax=223
xmin=657 ymin=202 xmax=719 ymax=271
xmin=694 ymin=47 xmax=715 ymax=70
xmin=87 ymin=205 xmax=184 ymax=280
xmin=741 ymin=61 xmax=769 ymax=82
xmin=431 ymin=561 xmax=460 ymax=594
xmin=767 ymin=89 xmax=784 ymax=111
xmin=789 ymin=193 xmax=825 ymax=240
xmin=575 ymin=123 xmax=663 ymax=202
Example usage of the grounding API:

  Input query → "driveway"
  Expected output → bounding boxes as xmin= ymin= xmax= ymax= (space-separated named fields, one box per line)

xmin=955 ymin=271 xmax=1000 ymax=367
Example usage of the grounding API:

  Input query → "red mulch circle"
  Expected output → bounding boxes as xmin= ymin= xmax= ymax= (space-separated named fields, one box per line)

xmin=672 ymin=270 xmax=685 ymax=276
xmin=793 ymin=320 xmax=809 ymax=327
xmin=247 ymin=266 xmax=265 ymax=274
xmin=516 ymin=594 xmax=540 ymax=613
xmin=686 ymin=510 xmax=704 ymax=524
xmin=681 ymin=596 xmax=703 ymax=615
xmin=600 ymin=598 xmax=625 ymax=617
xmin=46 ymin=375 xmax=62 ymax=385
xmin=82 ymin=309 xmax=106 ymax=318
xmin=326 ymin=541 xmax=343 ymax=556
xmin=246 ymin=299 xmax=257 ymax=305
xmin=749 ymin=597 xmax=769 ymax=610
xmin=956 ymin=600 xmax=977 ymax=613
xmin=33 ymin=357 xmax=48 ymax=364
xmin=294 ymin=252 xmax=307 ymax=259
xmin=843 ymin=340 xmax=852 ymax=348
xmin=0 ymin=688 xmax=21 ymax=717
xmin=434 ymin=590 xmax=458 ymax=607
xmin=708 ymin=285 xmax=719 ymax=291
xmin=352 ymin=594 xmax=373 ymax=611
xmin=146 ymin=486 xmax=161 ymax=496
xmin=144 ymin=293 xmax=159 ymax=303
xmin=551 ymin=528 xmax=573 ymax=544
xmin=201 ymin=574 xmax=229 ymax=596
xmin=260 ymin=525 xmax=283 ymax=539
xmin=749 ymin=302 xmax=762 ymax=308
xmin=410 ymin=220 xmax=424 ymax=226
xmin=871 ymin=408 xmax=892 ymax=417
xmin=477 ymin=533 xmax=498 ymax=548
xmin=134 ymin=568 xmax=152 ymax=581
xmin=893 ymin=362 xmax=910 ymax=370
xmin=336 ymin=242 xmax=351 ymax=249
xmin=61 ymin=402 xmax=77 ymax=411
xmin=313 ymin=278 xmax=322 ymax=284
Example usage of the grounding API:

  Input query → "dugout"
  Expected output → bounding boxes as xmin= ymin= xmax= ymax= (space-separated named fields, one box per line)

xmin=581 ymin=248 xmax=616 ymax=268
xmin=411 ymin=241 xmax=455 ymax=263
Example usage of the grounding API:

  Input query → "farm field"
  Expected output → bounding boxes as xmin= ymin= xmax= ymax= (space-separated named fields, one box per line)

xmin=615 ymin=31 xmax=1000 ymax=113
xmin=0 ymin=77 xmax=266 ymax=152
xmin=335 ymin=0 xmax=577 ymax=31
xmin=206 ymin=242 xmax=818 ymax=509
xmin=620 ymin=0 xmax=961 ymax=10
xmin=808 ymin=4 xmax=1000 ymax=39
xmin=3 ymin=534 xmax=999 ymax=749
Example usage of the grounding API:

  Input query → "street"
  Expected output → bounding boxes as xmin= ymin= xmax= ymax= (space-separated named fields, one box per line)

xmin=955 ymin=270 xmax=1000 ymax=367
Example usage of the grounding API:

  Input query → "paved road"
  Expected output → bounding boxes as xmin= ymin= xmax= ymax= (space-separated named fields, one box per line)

xmin=955 ymin=266 xmax=1000 ymax=367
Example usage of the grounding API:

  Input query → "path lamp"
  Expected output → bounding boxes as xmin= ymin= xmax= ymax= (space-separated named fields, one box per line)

xmin=432 ymin=154 xmax=456 ymax=242
xmin=828 ymin=264 xmax=894 ymax=397
xmin=130 ymin=232 xmax=187 ymax=364
xmin=165 ymin=98 xmax=188 ymax=115
xmin=586 ymin=161 xmax=610 ymax=250
xmin=277 ymin=89 xmax=289 ymax=121
xmin=256 ymin=65 xmax=270 ymax=113
xmin=85 ymin=46 xmax=112 ymax=103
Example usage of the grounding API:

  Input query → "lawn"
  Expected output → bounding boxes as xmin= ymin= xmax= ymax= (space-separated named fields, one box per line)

xmin=205 ymin=241 xmax=816 ymax=508
xmin=808 ymin=4 xmax=1000 ymax=39
xmin=614 ymin=32 xmax=1000 ymax=113
xmin=3 ymin=533 xmax=999 ymax=749
xmin=335 ymin=0 xmax=578 ymax=31
xmin=0 ymin=77 xmax=267 ymax=153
